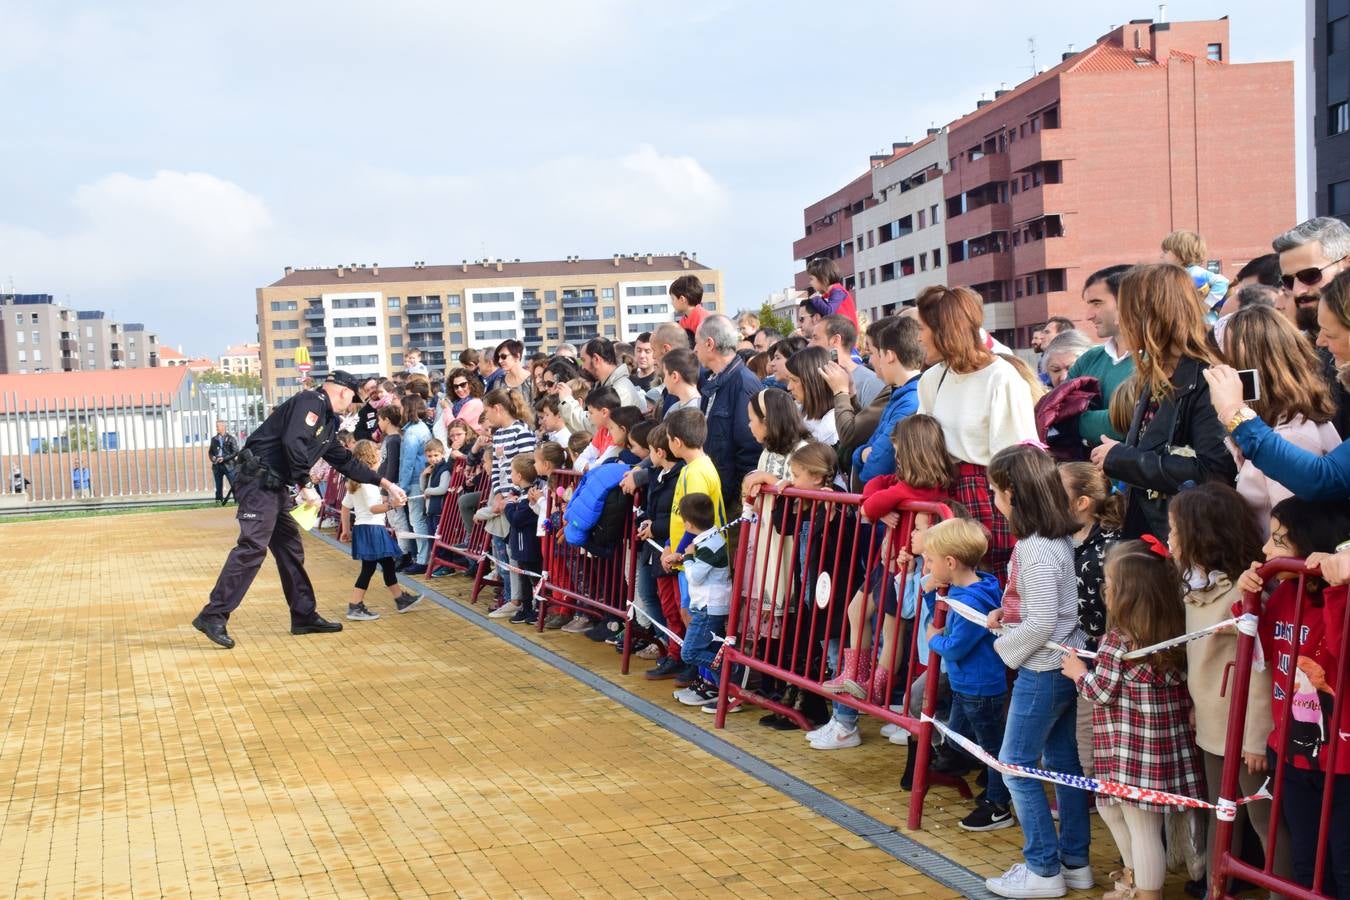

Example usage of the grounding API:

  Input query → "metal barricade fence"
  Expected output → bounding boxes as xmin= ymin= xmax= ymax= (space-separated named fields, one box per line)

xmin=711 ymin=485 xmax=961 ymax=829
xmin=427 ymin=466 xmax=498 ymax=602
xmin=1212 ymin=558 xmax=1350 ymax=900
xmin=535 ymin=469 xmax=645 ymax=673
xmin=318 ymin=467 xmax=346 ymax=525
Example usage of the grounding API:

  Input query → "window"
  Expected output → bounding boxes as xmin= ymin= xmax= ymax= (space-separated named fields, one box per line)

xmin=545 ymin=309 xmax=558 ymax=321
xmin=387 ymin=297 xmax=400 ymax=308
xmin=333 ymin=316 xmax=377 ymax=328
xmin=602 ymin=307 xmax=616 ymax=318
xmin=703 ymin=282 xmax=716 ymax=294
xmin=930 ymin=204 xmax=939 ymax=225
xmin=336 ymin=354 xmax=380 ymax=366
xmin=449 ymin=332 xmax=464 ymax=344
xmin=628 ymin=304 xmax=668 ymax=316
xmin=917 ymin=210 xmax=926 ymax=230
xmin=31 ymin=331 xmax=39 ymax=344
xmin=270 ymin=300 xmax=298 ymax=311
xmin=272 ymin=338 xmax=301 ymax=349
xmin=1332 ymin=102 xmax=1350 ymax=137
xmin=544 ymin=290 xmax=557 ymax=303
xmin=858 ymin=270 xmax=866 ymax=288
xmin=448 ymin=313 xmax=462 ymax=324
xmin=30 ymin=313 xmax=38 ymax=324
xmin=473 ymin=329 xmax=517 ymax=341
xmin=130 ymin=352 xmax=137 ymax=362
xmin=1332 ymin=180 xmax=1350 ymax=216
xmin=1330 ymin=11 xmax=1349 ymax=53
xmin=391 ymin=353 xmax=403 ymax=368
xmin=331 ymin=297 xmax=375 ymax=309
xmin=87 ymin=342 xmax=95 ymax=352
xmin=473 ymin=291 xmax=515 ymax=303
xmin=1010 ymin=179 xmax=1019 ymax=196
xmin=448 ymin=294 xmax=461 ymax=308
xmin=426 ymin=295 xmax=440 ymax=306
xmin=13 ymin=313 xmax=20 ymax=327
xmin=387 ymin=314 xmax=403 ymax=328
xmin=919 ymin=252 xmax=928 ymax=272
xmin=274 ymin=319 xmax=299 ymax=330
xmin=17 ymin=350 xmax=25 ymax=363
xmin=15 ymin=330 xmax=23 ymax=344
xmin=473 ymin=310 xmax=516 ymax=322
xmin=625 ymin=285 xmax=666 ymax=296
xmin=334 ymin=335 xmax=379 ymax=347
xmin=933 ymin=248 xmax=942 ymax=268
xmin=387 ymin=334 xmax=402 ymax=348
xmin=601 ymin=288 xmax=614 ymax=299
xmin=85 ymin=326 xmax=93 ymax=337
xmin=32 ymin=348 xmax=41 ymax=362
xmin=604 ymin=325 xmax=617 ymax=337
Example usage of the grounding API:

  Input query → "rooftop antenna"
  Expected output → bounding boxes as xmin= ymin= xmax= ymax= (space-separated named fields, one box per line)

xmin=1158 ymin=3 xmax=1167 ymax=23
xmin=1028 ymin=36 xmax=1038 ymax=76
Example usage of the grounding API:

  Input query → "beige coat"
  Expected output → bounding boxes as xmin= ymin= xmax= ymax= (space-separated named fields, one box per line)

xmin=1184 ymin=574 xmax=1273 ymax=756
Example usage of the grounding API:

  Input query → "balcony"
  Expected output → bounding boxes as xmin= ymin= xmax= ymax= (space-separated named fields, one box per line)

xmin=405 ymin=301 xmax=440 ymax=313
xmin=304 ymin=326 xmax=326 ymax=339
xmin=522 ymin=315 xmax=543 ymax=327
xmin=1009 ymin=128 xmax=1068 ymax=175
xmin=60 ymin=339 xmax=78 ymax=353
xmin=946 ymin=201 xmax=1011 ymax=242
xmin=1010 ymin=182 xmax=1070 ymax=226
xmin=303 ymin=306 xmax=325 ymax=321
xmin=521 ymin=297 xmax=541 ymax=311
xmin=61 ymin=358 xmax=77 ymax=372
xmin=407 ymin=338 xmax=445 ymax=351
xmin=793 ymin=215 xmax=851 ymax=262
xmin=953 ymin=153 xmax=1011 ymax=192
xmin=407 ymin=320 xmax=444 ymax=333
xmin=309 ymin=346 xmax=328 ymax=358
xmin=110 ymin=348 xmax=124 ymax=362
xmin=310 ymin=364 xmax=330 ymax=378
xmin=950 ymin=251 xmax=1014 ymax=287
xmin=562 ymin=295 xmax=597 ymax=311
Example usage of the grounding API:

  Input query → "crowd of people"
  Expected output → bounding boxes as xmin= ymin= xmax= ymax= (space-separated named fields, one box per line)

xmin=296 ymin=222 xmax=1350 ymax=899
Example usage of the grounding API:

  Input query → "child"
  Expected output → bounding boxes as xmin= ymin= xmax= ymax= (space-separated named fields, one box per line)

xmin=1167 ymin=483 xmax=1282 ymax=892
xmin=420 ymin=438 xmax=451 ymax=538
xmin=483 ymin=389 xmax=536 ymax=617
xmin=503 ymin=455 xmax=544 ymax=626
xmin=604 ymin=406 xmax=644 ymax=464
xmin=376 ymin=405 xmax=411 ymax=569
xmin=827 ymin=414 xmax=955 ymax=703
xmin=1161 ymin=229 xmax=1230 ymax=321
xmin=565 ymin=431 xmax=592 ymax=470
xmin=1059 ymin=460 xmax=1124 ymax=777
xmin=640 ymin=424 xmax=688 ymax=677
xmin=446 ymin=421 xmax=472 ymax=461
xmin=531 ymin=442 xmax=573 ymax=631
xmin=985 ymin=444 xmax=1093 ymax=899
xmin=340 ymin=439 xmax=424 ymax=620
xmin=921 ymin=518 xmax=1010 ymax=832
xmin=627 ymin=420 xmax=653 ymax=463
xmin=669 ymin=274 xmax=709 ymax=344
xmin=1062 ymin=540 xmax=1204 ymax=900
xmin=576 ymin=387 xmax=622 ymax=471
xmin=1238 ymin=497 xmax=1350 ymax=894
xmin=803 ymin=256 xmax=858 ymax=326
xmin=670 ymin=492 xmax=733 ymax=713
xmin=537 ymin=395 xmax=572 ymax=446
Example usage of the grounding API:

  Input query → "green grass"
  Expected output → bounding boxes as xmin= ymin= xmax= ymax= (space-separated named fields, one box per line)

xmin=0 ymin=502 xmax=220 ymax=523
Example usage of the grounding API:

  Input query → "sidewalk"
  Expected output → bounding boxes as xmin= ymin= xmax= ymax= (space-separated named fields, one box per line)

xmin=0 ymin=508 xmax=959 ymax=898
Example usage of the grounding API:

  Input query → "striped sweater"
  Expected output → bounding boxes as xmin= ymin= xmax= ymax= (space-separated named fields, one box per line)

xmin=993 ymin=534 xmax=1085 ymax=672
xmin=490 ymin=421 xmax=536 ymax=496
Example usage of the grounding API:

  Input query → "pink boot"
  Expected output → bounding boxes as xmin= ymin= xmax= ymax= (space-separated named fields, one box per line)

xmin=823 ymin=648 xmax=871 ymax=699
xmin=868 ymin=664 xmax=892 ymax=706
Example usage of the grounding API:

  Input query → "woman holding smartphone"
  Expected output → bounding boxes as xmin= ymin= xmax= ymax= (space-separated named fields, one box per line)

xmin=1214 ymin=304 xmax=1340 ymax=531
xmin=1207 ymin=268 xmax=1350 ymax=502
xmin=1090 ymin=263 xmax=1236 ymax=539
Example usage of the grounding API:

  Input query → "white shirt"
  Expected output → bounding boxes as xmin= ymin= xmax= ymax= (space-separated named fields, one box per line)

xmin=918 ymin=358 xmax=1038 ymax=466
xmin=341 ymin=483 xmax=386 ymax=526
xmin=804 ymin=409 xmax=838 ymax=446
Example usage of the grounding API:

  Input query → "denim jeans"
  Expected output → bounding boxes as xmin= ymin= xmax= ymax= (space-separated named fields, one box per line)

xmin=999 ymin=666 xmax=1090 ymax=877
xmin=828 ymin=639 xmax=860 ymax=728
xmin=1278 ymin=759 xmax=1350 ymax=894
xmin=948 ymin=690 xmax=1010 ymax=807
xmin=407 ymin=496 xmax=430 ymax=565
xmin=491 ymin=536 xmax=513 ymax=602
xmin=682 ymin=609 xmax=727 ymax=672
xmin=633 ymin=561 xmax=666 ymax=630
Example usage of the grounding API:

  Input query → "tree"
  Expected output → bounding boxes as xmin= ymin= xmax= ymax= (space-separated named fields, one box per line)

xmin=65 ymin=423 xmax=98 ymax=452
xmin=756 ymin=301 xmax=795 ymax=339
xmin=198 ymin=370 xmax=262 ymax=391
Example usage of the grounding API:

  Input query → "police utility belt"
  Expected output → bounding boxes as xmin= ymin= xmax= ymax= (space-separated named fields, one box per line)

xmin=231 ymin=448 xmax=289 ymax=492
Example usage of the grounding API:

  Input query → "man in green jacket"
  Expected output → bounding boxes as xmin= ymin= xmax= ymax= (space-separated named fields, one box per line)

xmin=1067 ymin=264 xmax=1136 ymax=446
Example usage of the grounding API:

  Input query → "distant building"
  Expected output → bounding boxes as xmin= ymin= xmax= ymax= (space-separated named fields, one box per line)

xmin=1312 ymin=0 xmax=1350 ymax=222
xmin=219 ymin=342 xmax=260 ymax=378
xmin=255 ymin=255 xmax=723 ymax=393
xmin=0 ymin=294 xmax=160 ymax=374
xmin=793 ymin=16 xmax=1295 ymax=348
xmin=185 ymin=357 xmax=215 ymax=375
xmin=158 ymin=346 xmax=188 ymax=367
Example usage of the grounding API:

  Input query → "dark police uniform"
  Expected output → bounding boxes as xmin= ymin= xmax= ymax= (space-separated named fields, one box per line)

xmin=197 ymin=384 xmax=381 ymax=630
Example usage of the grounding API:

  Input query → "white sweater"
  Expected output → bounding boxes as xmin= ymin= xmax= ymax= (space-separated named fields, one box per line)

xmin=917 ymin=358 xmax=1038 ymax=466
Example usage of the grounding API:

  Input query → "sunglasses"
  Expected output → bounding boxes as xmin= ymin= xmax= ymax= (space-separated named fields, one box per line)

xmin=542 ymin=379 xmax=559 ymax=389
xmin=452 ymin=381 xmax=469 ymax=389
xmin=496 ymin=354 xmax=511 ymax=362
xmin=1283 ymin=257 xmax=1347 ymax=291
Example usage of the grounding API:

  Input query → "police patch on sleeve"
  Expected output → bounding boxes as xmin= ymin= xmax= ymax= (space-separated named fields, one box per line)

xmin=305 ymin=411 xmax=319 ymax=427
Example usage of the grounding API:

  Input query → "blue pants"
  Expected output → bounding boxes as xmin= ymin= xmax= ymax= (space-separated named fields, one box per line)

xmin=1278 ymin=759 xmax=1350 ymax=894
xmin=999 ymin=666 xmax=1090 ymax=877
xmin=949 ymin=690 xmax=1010 ymax=807
xmin=634 ymin=561 xmax=666 ymax=630
xmin=492 ymin=536 xmax=512 ymax=602
xmin=407 ymin=496 xmax=430 ymax=565
xmin=681 ymin=609 xmax=727 ymax=672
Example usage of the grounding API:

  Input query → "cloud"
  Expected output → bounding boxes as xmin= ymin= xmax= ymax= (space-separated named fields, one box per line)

xmin=0 ymin=170 xmax=275 ymax=287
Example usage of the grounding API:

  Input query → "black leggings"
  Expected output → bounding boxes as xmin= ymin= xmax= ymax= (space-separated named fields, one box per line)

xmin=355 ymin=557 xmax=398 ymax=590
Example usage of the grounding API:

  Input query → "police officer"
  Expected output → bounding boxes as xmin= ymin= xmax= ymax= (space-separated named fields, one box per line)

xmin=192 ymin=370 xmax=407 ymax=649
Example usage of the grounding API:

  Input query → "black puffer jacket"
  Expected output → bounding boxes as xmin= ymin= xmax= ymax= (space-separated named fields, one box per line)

xmin=1104 ymin=356 xmax=1237 ymax=539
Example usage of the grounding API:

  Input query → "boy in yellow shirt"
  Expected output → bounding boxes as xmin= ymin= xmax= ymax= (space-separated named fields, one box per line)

xmin=660 ymin=408 xmax=725 ymax=569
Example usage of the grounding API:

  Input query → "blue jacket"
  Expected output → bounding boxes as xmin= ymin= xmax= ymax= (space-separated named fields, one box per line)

xmin=563 ymin=457 xmax=631 ymax=547
xmin=853 ymin=375 xmax=920 ymax=482
xmin=927 ymin=572 xmax=1007 ymax=697
xmin=698 ymin=355 xmax=763 ymax=502
xmin=1233 ymin=415 xmax=1350 ymax=501
xmin=504 ymin=494 xmax=542 ymax=565
xmin=398 ymin=420 xmax=430 ymax=493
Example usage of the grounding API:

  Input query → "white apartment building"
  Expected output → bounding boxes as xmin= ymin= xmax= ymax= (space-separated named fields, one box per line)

xmin=852 ymin=130 xmax=950 ymax=322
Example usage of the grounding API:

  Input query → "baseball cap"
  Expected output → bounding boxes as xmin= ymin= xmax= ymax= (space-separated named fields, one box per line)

xmin=325 ymin=370 xmax=363 ymax=392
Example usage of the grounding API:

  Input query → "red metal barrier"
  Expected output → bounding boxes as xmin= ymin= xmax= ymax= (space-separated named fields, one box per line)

xmin=712 ymin=484 xmax=961 ymax=829
xmin=535 ymin=469 xmax=645 ymax=673
xmin=318 ymin=467 xmax=345 ymax=526
xmin=427 ymin=466 xmax=500 ymax=603
xmin=1212 ymin=557 xmax=1350 ymax=899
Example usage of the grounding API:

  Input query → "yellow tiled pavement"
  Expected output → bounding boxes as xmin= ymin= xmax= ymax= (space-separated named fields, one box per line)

xmin=0 ymin=508 xmax=962 ymax=899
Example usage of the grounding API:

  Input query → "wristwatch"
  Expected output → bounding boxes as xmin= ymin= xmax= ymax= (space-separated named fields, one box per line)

xmin=1224 ymin=407 xmax=1257 ymax=434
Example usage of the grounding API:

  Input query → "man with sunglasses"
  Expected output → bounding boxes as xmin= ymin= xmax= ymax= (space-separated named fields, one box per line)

xmin=1274 ymin=217 xmax=1350 ymax=337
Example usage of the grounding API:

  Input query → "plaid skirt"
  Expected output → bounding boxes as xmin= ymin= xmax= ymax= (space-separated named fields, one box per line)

xmin=953 ymin=462 xmax=1014 ymax=581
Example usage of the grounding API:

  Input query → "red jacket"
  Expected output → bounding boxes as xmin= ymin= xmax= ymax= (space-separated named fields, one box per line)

xmin=806 ymin=284 xmax=858 ymax=327
xmin=1255 ymin=580 xmax=1350 ymax=773
xmin=861 ymin=474 xmax=949 ymax=523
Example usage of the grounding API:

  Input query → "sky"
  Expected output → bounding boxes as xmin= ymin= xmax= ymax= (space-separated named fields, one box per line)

xmin=0 ymin=1 xmax=1307 ymax=356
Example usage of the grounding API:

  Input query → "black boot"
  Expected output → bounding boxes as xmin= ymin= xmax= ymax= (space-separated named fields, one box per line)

xmin=900 ymin=738 xmax=918 ymax=791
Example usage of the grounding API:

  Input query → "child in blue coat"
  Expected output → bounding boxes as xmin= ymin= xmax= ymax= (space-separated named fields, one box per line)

xmin=922 ymin=517 xmax=1012 ymax=833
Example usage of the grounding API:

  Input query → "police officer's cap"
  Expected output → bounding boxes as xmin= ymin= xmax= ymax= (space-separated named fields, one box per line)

xmin=324 ymin=370 xmax=363 ymax=392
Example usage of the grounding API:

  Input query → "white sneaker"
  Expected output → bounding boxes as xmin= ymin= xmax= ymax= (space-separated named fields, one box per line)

xmin=808 ymin=718 xmax=861 ymax=750
xmin=488 ymin=600 xmax=520 ymax=619
xmin=673 ymin=686 xmax=711 ymax=706
xmin=805 ymin=718 xmax=835 ymax=742
xmin=1061 ymin=865 xmax=1094 ymax=890
xmin=887 ymin=726 xmax=913 ymax=745
xmin=985 ymin=863 xmax=1066 ymax=899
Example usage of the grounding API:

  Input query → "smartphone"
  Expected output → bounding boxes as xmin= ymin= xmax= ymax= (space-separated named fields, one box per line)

xmin=1236 ymin=369 xmax=1260 ymax=402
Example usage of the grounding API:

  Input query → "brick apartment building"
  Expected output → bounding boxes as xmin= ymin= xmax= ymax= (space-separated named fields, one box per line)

xmin=1312 ymin=0 xmax=1349 ymax=222
xmin=0 ymin=295 xmax=161 ymax=374
xmin=255 ymin=255 xmax=722 ymax=393
xmin=792 ymin=172 xmax=877 ymax=295
xmin=793 ymin=16 xmax=1294 ymax=347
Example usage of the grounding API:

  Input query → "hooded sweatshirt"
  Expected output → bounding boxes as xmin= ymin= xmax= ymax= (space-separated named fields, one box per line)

xmin=927 ymin=572 xmax=1008 ymax=697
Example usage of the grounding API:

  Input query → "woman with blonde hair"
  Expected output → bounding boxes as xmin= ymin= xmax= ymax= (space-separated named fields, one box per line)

xmin=916 ymin=285 xmax=1037 ymax=574
xmin=1220 ymin=303 xmax=1340 ymax=528
xmin=1092 ymin=263 xmax=1236 ymax=538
